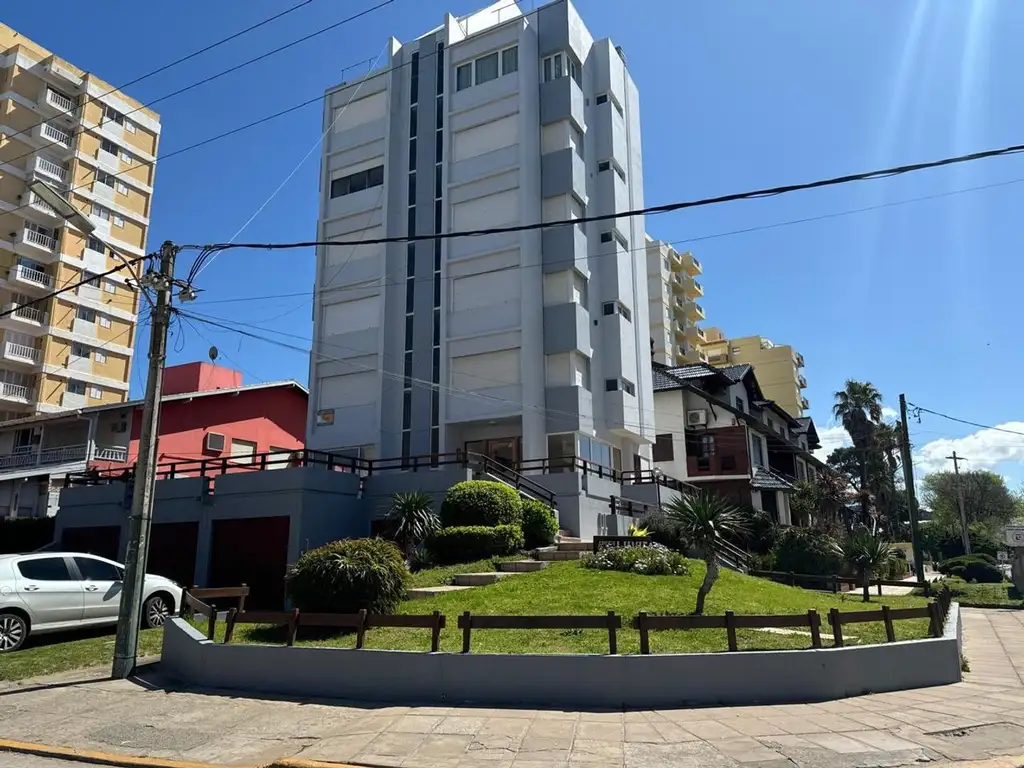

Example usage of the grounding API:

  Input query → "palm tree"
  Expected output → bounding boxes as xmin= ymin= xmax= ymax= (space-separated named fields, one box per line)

xmin=831 ymin=528 xmax=895 ymax=602
xmin=663 ymin=493 xmax=748 ymax=615
xmin=833 ymin=380 xmax=884 ymax=523
xmin=386 ymin=492 xmax=440 ymax=558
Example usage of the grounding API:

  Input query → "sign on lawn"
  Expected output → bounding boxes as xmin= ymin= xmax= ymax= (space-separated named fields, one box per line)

xmin=592 ymin=536 xmax=661 ymax=552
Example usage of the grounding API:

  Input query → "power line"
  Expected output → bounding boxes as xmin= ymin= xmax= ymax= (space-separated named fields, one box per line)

xmin=1 ymin=1 xmax=395 ymax=172
xmin=908 ymin=403 xmax=1024 ymax=439
xmin=197 ymin=138 xmax=1024 ymax=255
xmin=190 ymin=172 xmax=1024 ymax=306
xmin=1 ymin=0 xmax=318 ymax=150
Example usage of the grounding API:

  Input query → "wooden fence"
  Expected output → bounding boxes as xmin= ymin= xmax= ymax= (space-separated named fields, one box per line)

xmin=748 ymin=569 xmax=930 ymax=596
xmin=827 ymin=604 xmax=943 ymax=647
xmin=456 ymin=611 xmax=622 ymax=654
xmin=180 ymin=585 xmax=250 ymax=640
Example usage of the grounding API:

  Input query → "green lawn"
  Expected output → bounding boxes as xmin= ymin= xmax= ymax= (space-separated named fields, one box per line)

xmin=407 ymin=555 xmax=520 ymax=588
xmin=235 ymin=560 xmax=932 ymax=655
xmin=0 ymin=627 xmax=162 ymax=682
xmin=1 ymin=560 xmax=933 ymax=681
xmin=915 ymin=580 xmax=1022 ymax=608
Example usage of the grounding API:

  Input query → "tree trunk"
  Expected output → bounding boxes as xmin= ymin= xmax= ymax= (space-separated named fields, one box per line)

xmin=695 ymin=556 xmax=719 ymax=615
xmin=862 ymin=568 xmax=871 ymax=602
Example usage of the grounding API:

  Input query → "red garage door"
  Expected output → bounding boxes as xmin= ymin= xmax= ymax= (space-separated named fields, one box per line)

xmin=208 ymin=517 xmax=290 ymax=609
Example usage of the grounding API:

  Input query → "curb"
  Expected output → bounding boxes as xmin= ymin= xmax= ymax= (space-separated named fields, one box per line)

xmin=0 ymin=738 xmax=245 ymax=768
xmin=265 ymin=761 xmax=369 ymax=768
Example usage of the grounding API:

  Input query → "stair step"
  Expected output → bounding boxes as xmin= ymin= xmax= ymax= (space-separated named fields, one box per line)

xmin=497 ymin=560 xmax=548 ymax=573
xmin=451 ymin=572 xmax=520 ymax=587
xmin=407 ymin=585 xmax=475 ymax=599
xmin=557 ymin=540 xmax=594 ymax=552
xmin=535 ymin=550 xmax=585 ymax=561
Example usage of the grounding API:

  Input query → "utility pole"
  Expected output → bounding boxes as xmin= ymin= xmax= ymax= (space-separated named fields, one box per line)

xmin=112 ymin=241 xmax=177 ymax=679
xmin=898 ymin=394 xmax=925 ymax=583
xmin=946 ymin=450 xmax=971 ymax=555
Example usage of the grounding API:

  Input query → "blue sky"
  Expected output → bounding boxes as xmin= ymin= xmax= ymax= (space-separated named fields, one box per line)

xmin=6 ymin=1 xmax=1024 ymax=483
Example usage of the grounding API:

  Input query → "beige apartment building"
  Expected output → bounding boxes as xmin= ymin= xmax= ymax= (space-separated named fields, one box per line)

xmin=645 ymin=237 xmax=707 ymax=367
xmin=701 ymin=329 xmax=808 ymax=417
xmin=0 ymin=24 xmax=158 ymax=422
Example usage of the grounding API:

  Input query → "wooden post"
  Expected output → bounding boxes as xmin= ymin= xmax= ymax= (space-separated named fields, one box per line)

xmin=286 ymin=609 xmax=300 ymax=646
xmin=238 ymin=584 xmax=247 ymax=614
xmin=224 ymin=608 xmax=237 ymax=644
xmin=430 ymin=610 xmax=442 ymax=653
xmin=928 ymin=601 xmax=943 ymax=638
xmin=637 ymin=611 xmax=650 ymax=655
xmin=355 ymin=609 xmax=368 ymax=649
xmin=829 ymin=608 xmax=843 ymax=647
xmin=607 ymin=611 xmax=617 ymax=655
xmin=207 ymin=604 xmax=217 ymax=641
xmin=461 ymin=611 xmax=472 ymax=654
xmin=808 ymin=610 xmax=822 ymax=649
xmin=788 ymin=572 xmax=796 ymax=587
xmin=877 ymin=579 xmax=883 ymax=597
xmin=832 ymin=574 xmax=839 ymax=594
xmin=725 ymin=610 xmax=738 ymax=652
xmin=881 ymin=605 xmax=896 ymax=643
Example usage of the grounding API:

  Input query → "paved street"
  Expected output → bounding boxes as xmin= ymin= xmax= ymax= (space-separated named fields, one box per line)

xmin=2 ymin=608 xmax=1024 ymax=767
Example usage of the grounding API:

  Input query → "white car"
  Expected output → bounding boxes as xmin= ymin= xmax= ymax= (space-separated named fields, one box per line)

xmin=0 ymin=552 xmax=183 ymax=653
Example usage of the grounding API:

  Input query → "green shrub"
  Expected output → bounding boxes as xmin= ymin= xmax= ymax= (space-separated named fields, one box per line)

xmin=440 ymin=480 xmax=523 ymax=528
xmin=427 ymin=524 xmax=524 ymax=564
xmin=521 ymin=499 xmax=559 ymax=549
xmin=772 ymin=527 xmax=842 ymax=576
xmin=285 ymin=538 xmax=407 ymax=614
xmin=637 ymin=510 xmax=687 ymax=552
xmin=580 ymin=544 xmax=688 ymax=576
xmin=931 ymin=576 xmax=970 ymax=597
xmin=938 ymin=555 xmax=1003 ymax=584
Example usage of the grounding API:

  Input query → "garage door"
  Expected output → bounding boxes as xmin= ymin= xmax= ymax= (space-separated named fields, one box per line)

xmin=61 ymin=525 xmax=121 ymax=561
xmin=207 ymin=517 xmax=289 ymax=609
xmin=148 ymin=522 xmax=199 ymax=588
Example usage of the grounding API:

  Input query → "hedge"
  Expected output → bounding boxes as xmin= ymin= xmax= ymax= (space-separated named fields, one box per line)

xmin=427 ymin=524 xmax=524 ymax=564
xmin=285 ymin=538 xmax=407 ymax=614
xmin=440 ymin=480 xmax=524 ymax=528
xmin=521 ymin=499 xmax=559 ymax=549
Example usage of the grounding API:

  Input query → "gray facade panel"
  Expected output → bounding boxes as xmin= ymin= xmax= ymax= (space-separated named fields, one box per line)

xmin=536 ymin=1 xmax=569 ymax=57
xmin=542 ymin=302 xmax=589 ymax=355
xmin=319 ymin=328 xmax=379 ymax=359
xmin=540 ymin=147 xmax=586 ymax=200
xmin=544 ymin=385 xmax=592 ymax=433
xmin=541 ymin=224 xmax=587 ymax=274
xmin=448 ymin=146 xmax=518 ymax=187
xmin=539 ymin=76 xmax=584 ymax=128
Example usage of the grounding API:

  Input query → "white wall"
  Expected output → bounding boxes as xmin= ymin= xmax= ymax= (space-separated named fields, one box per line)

xmin=452 ymin=113 xmax=519 ymax=162
xmin=651 ymin=389 xmax=687 ymax=481
xmin=451 ymin=189 xmax=519 ymax=230
xmin=332 ymin=91 xmax=387 ymax=133
xmin=451 ymin=349 xmax=520 ymax=391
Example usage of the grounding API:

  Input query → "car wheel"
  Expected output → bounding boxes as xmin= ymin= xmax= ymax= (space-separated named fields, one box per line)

xmin=143 ymin=594 xmax=170 ymax=629
xmin=0 ymin=612 xmax=27 ymax=653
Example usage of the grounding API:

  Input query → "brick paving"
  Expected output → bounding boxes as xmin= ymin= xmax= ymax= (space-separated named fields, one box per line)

xmin=2 ymin=608 xmax=1024 ymax=767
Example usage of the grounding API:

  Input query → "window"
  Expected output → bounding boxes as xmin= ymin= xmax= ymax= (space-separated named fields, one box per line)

xmin=76 ymin=307 xmax=95 ymax=322
xmin=735 ymin=396 xmax=745 ymax=412
xmin=501 ymin=46 xmax=518 ymax=75
xmin=115 ymin=181 xmax=129 ymax=195
xmin=230 ymin=438 xmax=257 ymax=465
xmin=86 ymin=235 xmax=107 ymax=254
xmin=74 ymin=557 xmax=121 ymax=582
xmin=602 ymin=302 xmax=615 ymax=316
xmin=329 ymin=164 xmax=384 ymax=199
xmin=120 ymin=149 xmax=133 ymax=163
xmin=91 ymin=203 xmax=110 ymax=221
xmin=98 ymin=315 xmax=112 ymax=329
xmin=124 ymin=119 xmax=136 ymax=134
xmin=475 ymin=52 xmax=499 ymax=84
xmin=596 ymin=94 xmax=609 ymax=105
xmin=104 ymin=105 xmax=125 ymax=125
xmin=751 ymin=434 xmax=764 ymax=467
xmin=598 ymin=160 xmax=610 ymax=172
xmin=605 ymin=378 xmax=618 ymax=392
xmin=16 ymin=557 xmax=73 ymax=581
xmin=600 ymin=232 xmax=613 ymax=243
xmin=71 ymin=342 xmax=91 ymax=358
xmin=796 ymin=460 xmax=806 ymax=481
xmin=96 ymin=171 xmax=115 ymax=187
xmin=652 ymin=433 xmax=674 ymax=462
xmin=103 ymin=280 xmax=116 ymax=293
xmin=94 ymin=351 xmax=107 ymax=363
xmin=622 ymin=379 xmax=635 ymax=396
xmin=456 ymin=63 xmax=472 ymax=91
xmin=112 ymin=214 xmax=124 ymax=228
xmin=601 ymin=301 xmax=631 ymax=321
xmin=67 ymin=380 xmax=87 ymax=395
xmin=100 ymin=138 xmax=118 ymax=155
xmin=89 ymin=387 xmax=102 ymax=399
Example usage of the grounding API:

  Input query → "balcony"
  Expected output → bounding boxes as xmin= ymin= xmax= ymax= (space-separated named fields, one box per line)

xmin=43 ymin=56 xmax=83 ymax=88
xmin=9 ymin=264 xmax=55 ymax=291
xmin=687 ymin=302 xmax=706 ymax=321
xmin=61 ymin=390 xmax=86 ymax=409
xmin=40 ymin=122 xmax=73 ymax=149
xmin=0 ymin=443 xmax=126 ymax=473
xmin=44 ymin=88 xmax=76 ymax=114
xmin=682 ymin=252 xmax=702 ymax=276
xmin=2 ymin=340 xmax=40 ymax=366
xmin=28 ymin=191 xmax=58 ymax=217
xmin=690 ymin=278 xmax=704 ymax=298
xmin=17 ymin=227 xmax=57 ymax=255
xmin=800 ymin=396 xmax=810 ymax=411
xmin=794 ymin=352 xmax=805 ymax=368
xmin=95 ymin=147 xmax=119 ymax=173
xmin=31 ymin=155 xmax=69 ymax=185
xmin=686 ymin=325 xmax=707 ymax=344
xmin=94 ymin=445 xmax=128 ymax=463
xmin=0 ymin=381 xmax=32 ymax=404
xmin=798 ymin=374 xmax=808 ymax=389
xmin=3 ymin=303 xmax=48 ymax=329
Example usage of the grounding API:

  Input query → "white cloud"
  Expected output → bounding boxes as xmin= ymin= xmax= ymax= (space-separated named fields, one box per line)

xmin=882 ymin=406 xmax=898 ymax=421
xmin=814 ymin=425 xmax=851 ymax=461
xmin=912 ymin=422 xmax=1024 ymax=478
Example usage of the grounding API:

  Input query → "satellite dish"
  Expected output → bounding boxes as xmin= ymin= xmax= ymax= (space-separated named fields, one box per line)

xmin=208 ymin=346 xmax=219 ymax=362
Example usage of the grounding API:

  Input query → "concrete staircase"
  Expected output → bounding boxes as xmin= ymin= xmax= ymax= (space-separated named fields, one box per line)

xmin=407 ymin=560 xmax=549 ymax=600
xmin=533 ymin=538 xmax=593 ymax=561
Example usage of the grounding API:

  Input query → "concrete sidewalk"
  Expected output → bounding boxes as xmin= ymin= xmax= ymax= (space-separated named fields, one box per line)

xmin=2 ymin=608 xmax=1024 ymax=767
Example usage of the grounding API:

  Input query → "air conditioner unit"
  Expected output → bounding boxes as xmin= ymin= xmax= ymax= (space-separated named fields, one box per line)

xmin=686 ymin=410 xmax=708 ymax=426
xmin=205 ymin=432 xmax=226 ymax=452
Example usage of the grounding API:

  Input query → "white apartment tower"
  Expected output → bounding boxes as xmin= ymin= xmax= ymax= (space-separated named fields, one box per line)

xmin=308 ymin=0 xmax=655 ymax=473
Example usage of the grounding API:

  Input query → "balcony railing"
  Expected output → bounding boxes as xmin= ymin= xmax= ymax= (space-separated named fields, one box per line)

xmin=21 ymin=228 xmax=57 ymax=252
xmin=798 ymin=374 xmax=808 ymax=388
xmin=0 ymin=381 xmax=30 ymax=401
xmin=94 ymin=445 xmax=128 ymax=462
xmin=4 ymin=341 xmax=40 ymax=364
xmin=33 ymin=156 xmax=69 ymax=183
xmin=45 ymin=88 xmax=75 ymax=113
xmin=0 ymin=443 xmax=91 ymax=471
xmin=10 ymin=264 xmax=54 ymax=289
xmin=40 ymin=122 xmax=72 ymax=148
xmin=4 ymin=304 xmax=46 ymax=325
xmin=28 ymin=191 xmax=57 ymax=216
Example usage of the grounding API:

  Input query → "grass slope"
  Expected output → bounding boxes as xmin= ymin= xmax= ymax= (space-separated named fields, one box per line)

xmin=0 ymin=627 xmax=162 ymax=682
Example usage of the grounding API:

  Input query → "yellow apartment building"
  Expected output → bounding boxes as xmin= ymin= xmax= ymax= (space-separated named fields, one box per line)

xmin=0 ymin=24 xmax=158 ymax=421
xmin=701 ymin=329 xmax=809 ymax=417
xmin=645 ymin=237 xmax=707 ymax=366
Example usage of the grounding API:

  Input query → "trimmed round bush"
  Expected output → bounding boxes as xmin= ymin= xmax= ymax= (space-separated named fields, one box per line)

xmin=285 ymin=538 xmax=407 ymax=614
xmin=580 ymin=544 xmax=689 ymax=576
xmin=521 ymin=499 xmax=559 ymax=549
xmin=427 ymin=524 xmax=524 ymax=564
xmin=440 ymin=480 xmax=524 ymax=528
xmin=939 ymin=555 xmax=1003 ymax=584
